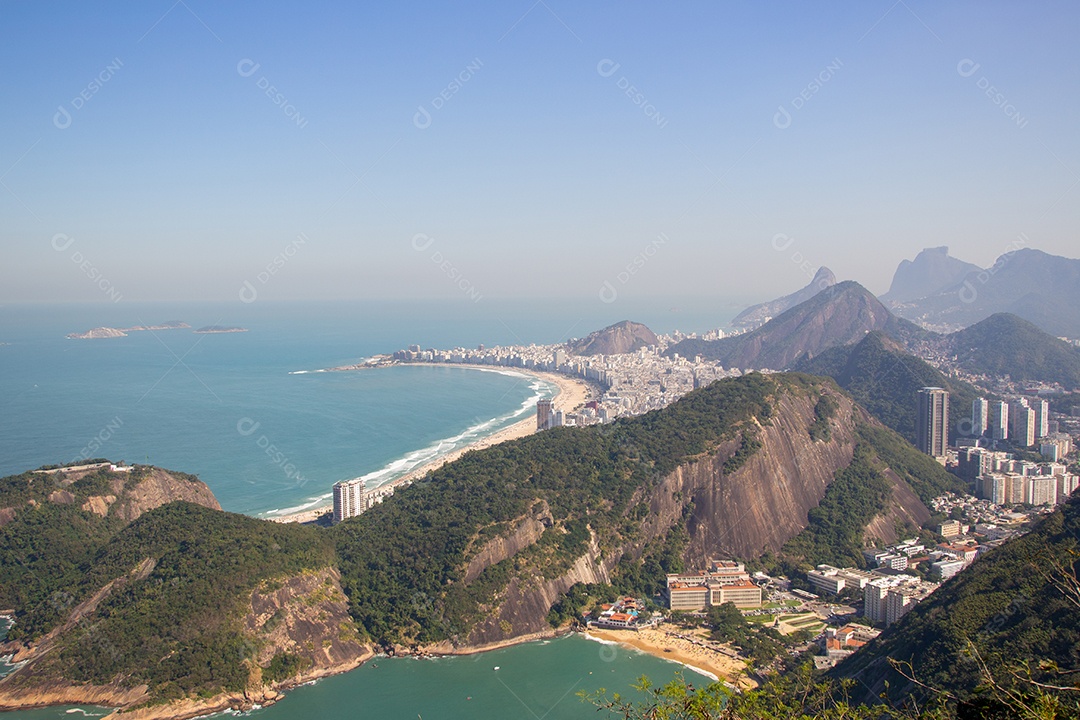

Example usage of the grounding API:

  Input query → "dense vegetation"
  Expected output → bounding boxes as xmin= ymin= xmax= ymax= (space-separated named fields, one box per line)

xmin=706 ymin=602 xmax=785 ymax=667
xmin=25 ymin=503 xmax=333 ymax=702
xmin=332 ymin=373 xmax=781 ymax=644
xmin=779 ymin=443 xmax=893 ymax=569
xmin=808 ymin=393 xmax=838 ymax=442
xmin=0 ymin=465 xmax=202 ymax=626
xmin=944 ymin=312 xmax=1080 ymax=389
xmin=834 ymin=494 xmax=1080 ymax=707
xmin=796 ymin=332 xmax=982 ymax=445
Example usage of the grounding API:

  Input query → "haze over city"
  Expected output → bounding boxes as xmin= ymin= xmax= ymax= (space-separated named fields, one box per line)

xmin=2 ymin=1 xmax=1078 ymax=305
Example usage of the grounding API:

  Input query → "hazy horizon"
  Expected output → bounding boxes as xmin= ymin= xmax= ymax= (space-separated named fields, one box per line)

xmin=3 ymin=2 xmax=1077 ymax=307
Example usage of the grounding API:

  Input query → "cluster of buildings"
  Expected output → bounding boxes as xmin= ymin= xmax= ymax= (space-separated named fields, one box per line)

xmin=392 ymin=340 xmax=742 ymax=427
xmin=970 ymin=395 xmax=1052 ymax=447
xmin=863 ymin=574 xmax=939 ymax=627
xmin=820 ymin=623 xmax=881 ymax=663
xmin=664 ymin=560 xmax=763 ymax=610
xmin=590 ymin=597 xmax=658 ymax=630
xmin=956 ymin=448 xmax=1079 ymax=506
xmin=806 ymin=535 xmax=991 ymax=626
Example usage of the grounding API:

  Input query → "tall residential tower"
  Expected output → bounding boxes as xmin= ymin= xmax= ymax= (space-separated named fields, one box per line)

xmin=916 ymin=387 xmax=950 ymax=459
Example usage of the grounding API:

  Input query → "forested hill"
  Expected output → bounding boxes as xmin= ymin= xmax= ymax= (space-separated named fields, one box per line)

xmin=834 ymin=495 xmax=1080 ymax=708
xmin=0 ymin=372 xmax=964 ymax=716
xmin=796 ymin=331 xmax=983 ymax=445
xmin=941 ymin=312 xmax=1080 ymax=389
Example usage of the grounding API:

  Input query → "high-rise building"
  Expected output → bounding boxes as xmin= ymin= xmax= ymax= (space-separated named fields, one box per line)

xmin=332 ymin=478 xmax=366 ymax=524
xmin=1033 ymin=398 xmax=1049 ymax=439
xmin=990 ymin=400 xmax=1009 ymax=440
xmin=1010 ymin=401 xmax=1036 ymax=447
xmin=536 ymin=398 xmax=553 ymax=430
xmin=972 ymin=397 xmax=990 ymax=437
xmin=916 ymin=388 xmax=950 ymax=458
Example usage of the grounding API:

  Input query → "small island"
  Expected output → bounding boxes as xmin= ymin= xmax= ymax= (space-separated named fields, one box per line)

xmin=194 ymin=326 xmax=248 ymax=334
xmin=66 ymin=321 xmax=190 ymax=340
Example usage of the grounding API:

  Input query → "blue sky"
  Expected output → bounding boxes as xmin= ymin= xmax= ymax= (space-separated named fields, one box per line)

xmin=2 ymin=1 xmax=1077 ymax=306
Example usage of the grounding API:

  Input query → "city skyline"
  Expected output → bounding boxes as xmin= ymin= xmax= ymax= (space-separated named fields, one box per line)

xmin=2 ymin=2 xmax=1078 ymax=305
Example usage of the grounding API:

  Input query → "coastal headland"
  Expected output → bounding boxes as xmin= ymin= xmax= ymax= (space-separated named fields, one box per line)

xmin=269 ymin=363 xmax=598 ymax=524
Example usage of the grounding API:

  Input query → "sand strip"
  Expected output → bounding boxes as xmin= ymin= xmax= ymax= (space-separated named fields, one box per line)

xmin=269 ymin=366 xmax=597 ymax=524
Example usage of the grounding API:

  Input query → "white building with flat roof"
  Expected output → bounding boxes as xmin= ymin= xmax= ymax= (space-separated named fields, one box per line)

xmin=333 ymin=478 xmax=366 ymax=524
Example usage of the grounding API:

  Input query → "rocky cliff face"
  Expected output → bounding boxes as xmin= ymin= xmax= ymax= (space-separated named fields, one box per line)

xmin=459 ymin=384 xmax=930 ymax=645
xmin=108 ymin=467 xmax=221 ymax=522
xmin=567 ymin=320 xmax=659 ymax=356
xmin=732 ymin=266 xmax=837 ymax=331
xmin=241 ymin=567 xmax=371 ymax=682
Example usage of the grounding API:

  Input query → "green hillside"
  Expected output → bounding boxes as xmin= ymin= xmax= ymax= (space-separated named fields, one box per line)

xmin=332 ymin=372 xmax=779 ymax=643
xmin=797 ymin=331 xmax=983 ymax=445
xmin=944 ymin=312 xmax=1080 ymax=389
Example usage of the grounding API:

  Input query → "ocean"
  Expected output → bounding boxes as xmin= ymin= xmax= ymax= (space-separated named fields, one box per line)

xmin=0 ymin=297 xmax=741 ymax=718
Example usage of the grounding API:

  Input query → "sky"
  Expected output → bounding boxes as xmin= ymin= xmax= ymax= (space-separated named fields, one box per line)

xmin=1 ymin=1 xmax=1078 ymax=307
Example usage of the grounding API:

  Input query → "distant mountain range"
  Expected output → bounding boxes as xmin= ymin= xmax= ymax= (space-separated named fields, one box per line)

xmin=879 ymin=246 xmax=981 ymax=304
xmin=940 ymin=312 xmax=1080 ymax=390
xmin=729 ymin=266 xmax=836 ymax=331
xmin=795 ymin=332 xmax=983 ymax=445
xmin=566 ymin=320 xmax=657 ymax=356
xmin=883 ymin=247 xmax=1080 ymax=337
xmin=667 ymin=281 xmax=927 ymax=370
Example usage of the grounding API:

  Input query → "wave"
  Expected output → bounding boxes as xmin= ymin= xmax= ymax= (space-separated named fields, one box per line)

xmin=262 ymin=372 xmax=558 ymax=517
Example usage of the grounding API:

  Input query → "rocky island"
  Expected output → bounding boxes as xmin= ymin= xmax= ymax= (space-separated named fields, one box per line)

xmin=66 ymin=322 xmax=190 ymax=340
xmin=193 ymin=326 xmax=248 ymax=334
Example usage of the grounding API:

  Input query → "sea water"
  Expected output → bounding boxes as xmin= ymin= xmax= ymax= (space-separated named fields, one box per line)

xmin=0 ymin=298 xmax=739 ymax=718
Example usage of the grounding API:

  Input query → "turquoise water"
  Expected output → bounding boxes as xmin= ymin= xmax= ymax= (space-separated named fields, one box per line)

xmin=0 ymin=635 xmax=714 ymax=720
xmin=0 ymin=299 xmax=738 ymax=719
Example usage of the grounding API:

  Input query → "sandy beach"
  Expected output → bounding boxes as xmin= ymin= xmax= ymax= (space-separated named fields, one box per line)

xmin=269 ymin=366 xmax=597 ymax=524
xmin=584 ymin=626 xmax=756 ymax=690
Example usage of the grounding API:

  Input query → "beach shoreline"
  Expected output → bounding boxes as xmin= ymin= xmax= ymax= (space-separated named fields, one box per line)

xmin=583 ymin=626 xmax=755 ymax=690
xmin=268 ymin=365 xmax=598 ymax=524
